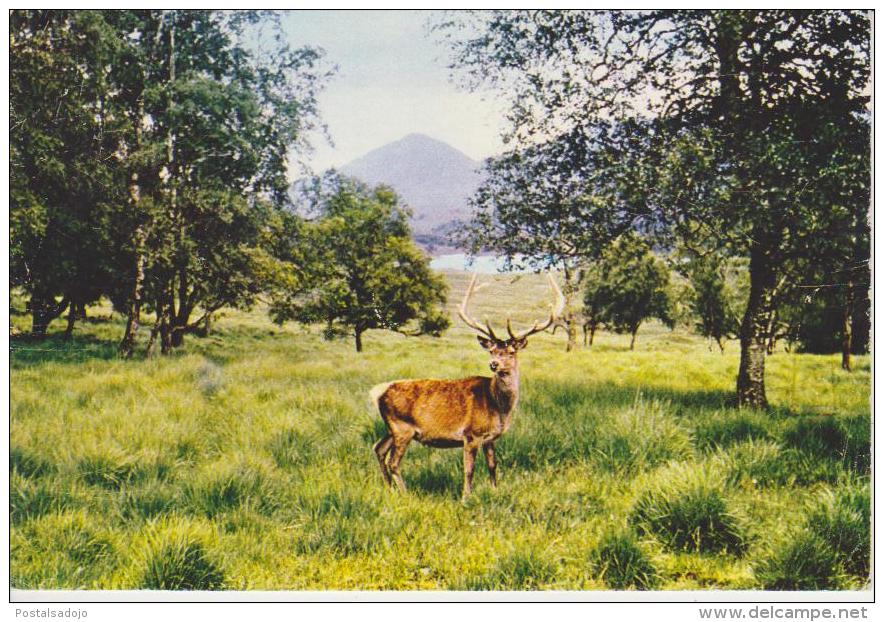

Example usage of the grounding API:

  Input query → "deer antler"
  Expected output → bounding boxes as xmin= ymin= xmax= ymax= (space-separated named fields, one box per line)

xmin=506 ymin=273 xmax=566 ymax=340
xmin=458 ymin=274 xmax=500 ymax=341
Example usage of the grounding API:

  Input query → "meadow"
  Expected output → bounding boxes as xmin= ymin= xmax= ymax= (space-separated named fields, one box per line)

xmin=10 ymin=272 xmax=871 ymax=591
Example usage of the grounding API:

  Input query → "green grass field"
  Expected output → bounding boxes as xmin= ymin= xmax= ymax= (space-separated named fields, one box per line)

xmin=10 ymin=272 xmax=871 ymax=591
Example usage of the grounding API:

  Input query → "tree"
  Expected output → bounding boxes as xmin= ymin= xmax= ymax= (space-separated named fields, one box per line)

xmin=114 ymin=10 xmax=331 ymax=353
xmin=270 ymin=177 xmax=450 ymax=352
xmin=677 ymin=251 xmax=747 ymax=352
xmin=10 ymin=11 xmax=127 ymax=338
xmin=461 ymin=131 xmax=636 ymax=351
xmin=589 ymin=235 xmax=671 ymax=350
xmin=440 ymin=10 xmax=871 ymax=407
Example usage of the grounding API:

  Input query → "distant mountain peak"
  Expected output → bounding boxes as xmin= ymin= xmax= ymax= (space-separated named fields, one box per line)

xmin=339 ymin=134 xmax=483 ymax=241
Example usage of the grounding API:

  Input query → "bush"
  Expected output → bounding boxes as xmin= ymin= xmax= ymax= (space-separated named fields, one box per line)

xmin=755 ymin=530 xmax=843 ymax=590
xmin=591 ymin=531 xmax=659 ymax=590
xmin=630 ymin=466 xmax=748 ymax=555
xmin=137 ymin=526 xmax=225 ymax=590
xmin=806 ymin=482 xmax=870 ymax=580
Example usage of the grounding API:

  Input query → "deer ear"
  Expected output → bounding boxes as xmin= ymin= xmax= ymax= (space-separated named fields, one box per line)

xmin=477 ymin=335 xmax=494 ymax=350
xmin=513 ymin=337 xmax=528 ymax=350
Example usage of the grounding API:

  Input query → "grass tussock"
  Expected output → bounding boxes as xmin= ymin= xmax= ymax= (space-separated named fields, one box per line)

xmin=134 ymin=518 xmax=226 ymax=590
xmin=9 ymin=274 xmax=870 ymax=590
xmin=590 ymin=530 xmax=660 ymax=590
xmin=453 ymin=549 xmax=558 ymax=590
xmin=630 ymin=464 xmax=749 ymax=555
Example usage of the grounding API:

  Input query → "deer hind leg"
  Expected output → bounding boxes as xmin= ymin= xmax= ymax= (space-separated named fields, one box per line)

xmin=462 ymin=442 xmax=479 ymax=500
xmin=483 ymin=442 xmax=497 ymax=488
xmin=387 ymin=431 xmax=414 ymax=493
xmin=373 ymin=434 xmax=394 ymax=487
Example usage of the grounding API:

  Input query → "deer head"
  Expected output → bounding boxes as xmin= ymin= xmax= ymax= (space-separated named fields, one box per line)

xmin=458 ymin=273 xmax=565 ymax=376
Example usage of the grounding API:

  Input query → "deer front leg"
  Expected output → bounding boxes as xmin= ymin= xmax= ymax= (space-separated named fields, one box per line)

xmin=462 ymin=442 xmax=478 ymax=500
xmin=483 ymin=442 xmax=497 ymax=488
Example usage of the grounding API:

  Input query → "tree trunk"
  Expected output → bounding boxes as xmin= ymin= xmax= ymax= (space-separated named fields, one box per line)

xmin=355 ymin=328 xmax=364 ymax=353
xmin=737 ymin=253 xmax=774 ymax=409
xmin=589 ymin=324 xmax=597 ymax=347
xmin=629 ymin=325 xmax=638 ymax=350
xmin=29 ymin=292 xmax=68 ymax=338
xmin=63 ymin=300 xmax=78 ymax=340
xmin=562 ymin=263 xmax=577 ymax=352
xmin=119 ymin=88 xmax=146 ymax=359
xmin=841 ymin=280 xmax=854 ymax=372
xmin=716 ymin=335 xmax=725 ymax=354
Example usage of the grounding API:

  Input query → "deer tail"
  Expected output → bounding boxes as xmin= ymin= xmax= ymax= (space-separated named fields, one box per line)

xmin=368 ymin=381 xmax=395 ymax=415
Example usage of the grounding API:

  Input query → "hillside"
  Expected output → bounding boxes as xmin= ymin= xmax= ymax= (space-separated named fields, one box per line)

xmin=340 ymin=133 xmax=483 ymax=242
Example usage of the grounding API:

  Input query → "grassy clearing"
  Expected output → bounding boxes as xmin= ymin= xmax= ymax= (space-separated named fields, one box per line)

xmin=9 ymin=272 xmax=871 ymax=590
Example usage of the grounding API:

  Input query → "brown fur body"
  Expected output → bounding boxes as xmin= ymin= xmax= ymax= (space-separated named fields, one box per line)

xmin=371 ymin=272 xmax=563 ymax=499
xmin=371 ymin=339 xmax=522 ymax=499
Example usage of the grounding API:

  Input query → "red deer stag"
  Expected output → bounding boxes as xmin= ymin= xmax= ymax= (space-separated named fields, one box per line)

xmin=370 ymin=273 xmax=565 ymax=500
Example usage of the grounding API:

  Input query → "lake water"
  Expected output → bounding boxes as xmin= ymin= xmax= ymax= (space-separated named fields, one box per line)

xmin=429 ymin=253 xmax=530 ymax=273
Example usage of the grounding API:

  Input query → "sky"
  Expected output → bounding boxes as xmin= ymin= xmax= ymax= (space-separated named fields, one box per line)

xmin=280 ymin=10 xmax=507 ymax=174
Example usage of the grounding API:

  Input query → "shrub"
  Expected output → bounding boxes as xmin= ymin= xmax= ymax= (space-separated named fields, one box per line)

xmin=806 ymin=482 xmax=870 ymax=580
xmin=755 ymin=530 xmax=843 ymax=590
xmin=591 ymin=531 xmax=659 ymax=590
xmin=630 ymin=466 xmax=748 ymax=555
xmin=137 ymin=523 xmax=225 ymax=590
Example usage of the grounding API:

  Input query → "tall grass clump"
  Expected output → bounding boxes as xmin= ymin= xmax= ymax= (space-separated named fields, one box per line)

xmin=590 ymin=530 xmax=660 ymax=590
xmin=267 ymin=428 xmax=315 ymax=470
xmin=182 ymin=462 xmax=283 ymax=518
xmin=755 ymin=530 xmax=844 ymax=590
xmin=11 ymin=510 xmax=118 ymax=589
xmin=134 ymin=517 xmax=225 ymax=590
xmin=693 ymin=410 xmax=772 ymax=451
xmin=806 ymin=481 xmax=870 ymax=580
xmin=712 ymin=439 xmax=786 ymax=487
xmin=10 ymin=474 xmax=76 ymax=524
xmin=594 ymin=397 xmax=692 ymax=473
xmin=291 ymin=489 xmax=390 ymax=556
xmin=453 ymin=549 xmax=557 ymax=590
xmin=782 ymin=415 xmax=870 ymax=475
xmin=10 ymin=446 xmax=55 ymax=479
xmin=77 ymin=451 xmax=140 ymax=489
xmin=630 ymin=464 xmax=748 ymax=555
